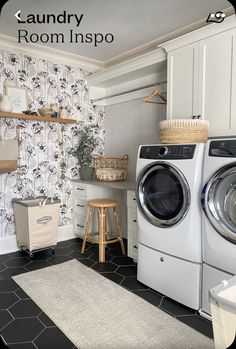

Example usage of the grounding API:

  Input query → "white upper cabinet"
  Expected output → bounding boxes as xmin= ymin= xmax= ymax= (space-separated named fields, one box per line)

xmin=162 ymin=17 xmax=236 ymax=137
xmin=198 ymin=30 xmax=236 ymax=136
xmin=167 ymin=43 xmax=199 ymax=119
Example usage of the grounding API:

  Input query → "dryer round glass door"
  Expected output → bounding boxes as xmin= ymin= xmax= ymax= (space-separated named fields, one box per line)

xmin=203 ymin=163 xmax=236 ymax=243
xmin=137 ymin=162 xmax=190 ymax=227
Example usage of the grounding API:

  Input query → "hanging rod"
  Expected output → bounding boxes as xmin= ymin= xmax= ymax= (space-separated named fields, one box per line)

xmin=92 ymin=80 xmax=167 ymax=103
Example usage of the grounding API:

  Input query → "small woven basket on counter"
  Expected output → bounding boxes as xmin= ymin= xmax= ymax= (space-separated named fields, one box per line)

xmin=159 ymin=119 xmax=209 ymax=144
xmin=92 ymin=155 xmax=128 ymax=182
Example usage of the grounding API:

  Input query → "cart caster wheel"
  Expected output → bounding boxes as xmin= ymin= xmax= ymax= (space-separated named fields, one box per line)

xmin=51 ymin=248 xmax=55 ymax=255
xmin=29 ymin=252 xmax=34 ymax=259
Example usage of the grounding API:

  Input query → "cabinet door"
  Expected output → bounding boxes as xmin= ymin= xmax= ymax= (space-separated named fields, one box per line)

xmin=167 ymin=43 xmax=199 ymax=119
xmin=199 ymin=30 xmax=235 ymax=136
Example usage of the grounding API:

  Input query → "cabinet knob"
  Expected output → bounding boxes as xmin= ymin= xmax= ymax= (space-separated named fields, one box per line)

xmin=133 ymin=219 xmax=137 ymax=223
xmin=133 ymin=198 xmax=136 ymax=201
xmin=133 ymin=245 xmax=138 ymax=249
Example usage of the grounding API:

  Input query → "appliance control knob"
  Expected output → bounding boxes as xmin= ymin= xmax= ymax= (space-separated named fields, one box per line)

xmin=159 ymin=147 xmax=168 ymax=157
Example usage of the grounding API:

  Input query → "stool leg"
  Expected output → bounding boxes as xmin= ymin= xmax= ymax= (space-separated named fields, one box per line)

xmin=81 ymin=207 xmax=94 ymax=254
xmin=113 ymin=206 xmax=125 ymax=255
xmin=104 ymin=208 xmax=108 ymax=248
xmin=99 ymin=207 xmax=106 ymax=263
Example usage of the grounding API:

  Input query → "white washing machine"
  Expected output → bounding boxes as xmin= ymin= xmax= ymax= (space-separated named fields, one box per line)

xmin=136 ymin=143 xmax=205 ymax=310
xmin=201 ymin=139 xmax=236 ymax=317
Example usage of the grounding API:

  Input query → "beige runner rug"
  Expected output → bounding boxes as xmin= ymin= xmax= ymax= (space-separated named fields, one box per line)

xmin=13 ymin=259 xmax=214 ymax=349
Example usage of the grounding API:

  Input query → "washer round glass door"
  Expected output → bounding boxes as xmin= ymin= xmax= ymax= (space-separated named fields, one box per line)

xmin=137 ymin=162 xmax=190 ymax=227
xmin=203 ymin=163 xmax=236 ymax=243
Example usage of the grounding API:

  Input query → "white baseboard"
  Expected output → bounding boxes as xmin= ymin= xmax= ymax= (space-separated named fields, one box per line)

xmin=0 ymin=235 xmax=18 ymax=255
xmin=0 ymin=224 xmax=76 ymax=255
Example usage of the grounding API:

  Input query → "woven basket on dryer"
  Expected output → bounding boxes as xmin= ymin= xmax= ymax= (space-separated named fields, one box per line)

xmin=159 ymin=119 xmax=209 ymax=144
xmin=92 ymin=155 xmax=128 ymax=182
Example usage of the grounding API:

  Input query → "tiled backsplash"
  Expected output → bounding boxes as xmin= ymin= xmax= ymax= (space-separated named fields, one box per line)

xmin=105 ymin=98 xmax=166 ymax=180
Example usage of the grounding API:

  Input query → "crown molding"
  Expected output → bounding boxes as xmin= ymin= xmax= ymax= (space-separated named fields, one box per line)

xmin=104 ymin=7 xmax=234 ymax=67
xmin=161 ymin=13 xmax=236 ymax=52
xmin=0 ymin=34 xmax=104 ymax=72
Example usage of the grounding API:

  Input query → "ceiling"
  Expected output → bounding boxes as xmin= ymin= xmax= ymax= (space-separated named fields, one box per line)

xmin=0 ymin=0 xmax=232 ymax=64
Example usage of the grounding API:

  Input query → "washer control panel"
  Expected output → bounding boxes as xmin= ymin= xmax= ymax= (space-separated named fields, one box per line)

xmin=140 ymin=145 xmax=196 ymax=160
xmin=209 ymin=140 xmax=236 ymax=158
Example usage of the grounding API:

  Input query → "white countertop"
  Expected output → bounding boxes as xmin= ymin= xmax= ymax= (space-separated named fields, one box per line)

xmin=72 ymin=178 xmax=136 ymax=191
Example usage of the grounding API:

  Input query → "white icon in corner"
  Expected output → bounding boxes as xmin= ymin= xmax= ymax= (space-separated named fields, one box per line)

xmin=15 ymin=10 xmax=21 ymax=21
xmin=206 ymin=11 xmax=226 ymax=23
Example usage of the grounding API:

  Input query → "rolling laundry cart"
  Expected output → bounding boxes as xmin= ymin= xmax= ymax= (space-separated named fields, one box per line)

xmin=210 ymin=276 xmax=236 ymax=349
xmin=13 ymin=196 xmax=60 ymax=258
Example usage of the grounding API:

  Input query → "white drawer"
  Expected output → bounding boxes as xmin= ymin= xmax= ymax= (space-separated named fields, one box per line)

xmin=74 ymin=226 xmax=84 ymax=238
xmin=138 ymin=244 xmax=201 ymax=309
xmin=128 ymin=227 xmax=138 ymax=239
xmin=74 ymin=198 xmax=87 ymax=216
xmin=128 ymin=207 xmax=137 ymax=232
xmin=74 ymin=214 xmax=86 ymax=231
xmin=127 ymin=190 xmax=137 ymax=208
xmin=128 ymin=234 xmax=138 ymax=260
xmin=74 ymin=183 xmax=87 ymax=198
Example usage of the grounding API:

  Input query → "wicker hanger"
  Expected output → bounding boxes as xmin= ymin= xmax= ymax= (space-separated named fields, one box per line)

xmin=144 ymin=88 xmax=167 ymax=104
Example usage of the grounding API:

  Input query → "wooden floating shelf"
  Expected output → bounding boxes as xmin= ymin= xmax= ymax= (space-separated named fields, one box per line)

xmin=0 ymin=112 xmax=77 ymax=124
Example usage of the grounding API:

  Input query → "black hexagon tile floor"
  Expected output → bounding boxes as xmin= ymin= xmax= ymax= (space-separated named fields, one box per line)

xmin=0 ymin=237 xmax=213 ymax=348
xmin=0 ymin=310 xmax=13 ymax=330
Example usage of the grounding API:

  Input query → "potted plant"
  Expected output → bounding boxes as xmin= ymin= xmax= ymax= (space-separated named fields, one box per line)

xmin=68 ymin=124 xmax=99 ymax=180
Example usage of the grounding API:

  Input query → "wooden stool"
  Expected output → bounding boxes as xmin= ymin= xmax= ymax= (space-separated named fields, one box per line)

xmin=81 ymin=199 xmax=125 ymax=263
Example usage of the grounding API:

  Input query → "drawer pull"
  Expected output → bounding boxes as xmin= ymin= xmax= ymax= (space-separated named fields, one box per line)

xmin=77 ymin=204 xmax=84 ymax=208
xmin=133 ymin=219 xmax=137 ymax=223
xmin=133 ymin=245 xmax=138 ymax=249
xmin=76 ymin=188 xmax=85 ymax=191
xmin=77 ymin=224 xmax=84 ymax=228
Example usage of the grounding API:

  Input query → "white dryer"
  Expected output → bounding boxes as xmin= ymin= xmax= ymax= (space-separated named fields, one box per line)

xmin=201 ymin=139 xmax=236 ymax=316
xmin=136 ymin=143 xmax=205 ymax=310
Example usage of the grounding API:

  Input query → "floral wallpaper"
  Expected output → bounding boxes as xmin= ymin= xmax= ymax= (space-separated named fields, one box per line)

xmin=0 ymin=50 xmax=105 ymax=237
